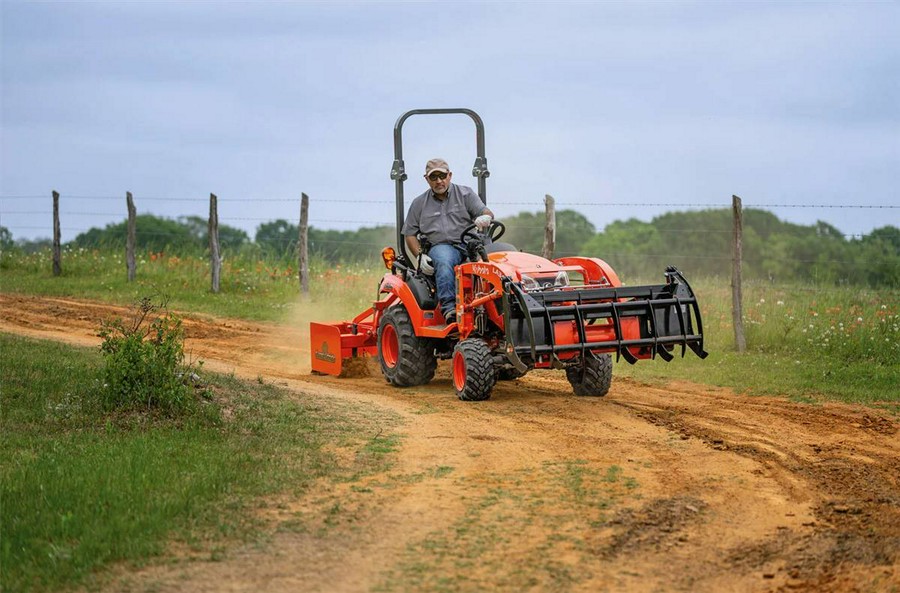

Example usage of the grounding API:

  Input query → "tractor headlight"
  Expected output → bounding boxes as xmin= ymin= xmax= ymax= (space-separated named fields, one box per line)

xmin=520 ymin=272 xmax=569 ymax=292
xmin=520 ymin=274 xmax=540 ymax=291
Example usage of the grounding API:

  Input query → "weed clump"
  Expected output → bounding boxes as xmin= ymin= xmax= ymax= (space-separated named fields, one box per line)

xmin=98 ymin=296 xmax=200 ymax=415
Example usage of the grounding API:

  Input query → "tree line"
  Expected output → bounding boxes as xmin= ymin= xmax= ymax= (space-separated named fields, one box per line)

xmin=2 ymin=208 xmax=897 ymax=286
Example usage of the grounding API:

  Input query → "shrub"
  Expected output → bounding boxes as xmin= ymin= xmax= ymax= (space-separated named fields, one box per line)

xmin=98 ymin=297 xmax=197 ymax=415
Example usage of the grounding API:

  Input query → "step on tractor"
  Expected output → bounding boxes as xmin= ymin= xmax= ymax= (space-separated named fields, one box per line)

xmin=310 ymin=108 xmax=708 ymax=401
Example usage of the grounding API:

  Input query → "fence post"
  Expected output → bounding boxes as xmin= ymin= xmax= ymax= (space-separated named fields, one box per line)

xmin=126 ymin=191 xmax=136 ymax=282
xmin=52 ymin=190 xmax=62 ymax=276
xmin=541 ymin=194 xmax=556 ymax=259
xmin=732 ymin=194 xmax=746 ymax=352
xmin=298 ymin=192 xmax=309 ymax=294
xmin=209 ymin=193 xmax=221 ymax=293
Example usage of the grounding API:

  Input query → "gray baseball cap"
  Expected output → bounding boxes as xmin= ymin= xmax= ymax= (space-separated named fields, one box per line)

xmin=425 ymin=158 xmax=450 ymax=176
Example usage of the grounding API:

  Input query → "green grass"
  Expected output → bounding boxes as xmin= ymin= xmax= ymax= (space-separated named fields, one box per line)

xmin=615 ymin=277 xmax=900 ymax=405
xmin=2 ymin=247 xmax=897 ymax=404
xmin=0 ymin=333 xmax=401 ymax=593
xmin=0 ymin=246 xmax=383 ymax=322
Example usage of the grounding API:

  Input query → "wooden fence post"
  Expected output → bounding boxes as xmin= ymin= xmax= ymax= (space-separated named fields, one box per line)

xmin=52 ymin=190 xmax=62 ymax=276
xmin=298 ymin=192 xmax=309 ymax=294
xmin=126 ymin=191 xmax=136 ymax=282
xmin=732 ymin=194 xmax=746 ymax=353
xmin=209 ymin=193 xmax=221 ymax=293
xmin=541 ymin=194 xmax=556 ymax=259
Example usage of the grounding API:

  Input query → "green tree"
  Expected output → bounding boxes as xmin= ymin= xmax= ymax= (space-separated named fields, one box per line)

xmin=0 ymin=226 xmax=14 ymax=252
xmin=855 ymin=226 xmax=900 ymax=286
xmin=255 ymin=219 xmax=298 ymax=257
xmin=71 ymin=215 xmax=248 ymax=254
xmin=579 ymin=209 xmax=898 ymax=285
xmin=179 ymin=215 xmax=249 ymax=252
xmin=308 ymin=226 xmax=395 ymax=263
xmin=72 ymin=215 xmax=194 ymax=252
xmin=500 ymin=209 xmax=596 ymax=256
xmin=582 ymin=218 xmax=666 ymax=280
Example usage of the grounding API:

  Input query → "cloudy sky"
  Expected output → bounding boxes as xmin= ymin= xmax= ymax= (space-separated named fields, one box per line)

xmin=1 ymin=1 xmax=898 ymax=243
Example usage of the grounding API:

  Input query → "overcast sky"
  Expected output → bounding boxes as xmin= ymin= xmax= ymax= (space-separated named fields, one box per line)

xmin=1 ymin=1 xmax=898 ymax=243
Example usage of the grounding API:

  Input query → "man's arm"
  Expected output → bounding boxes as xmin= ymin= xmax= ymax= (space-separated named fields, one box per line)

xmin=405 ymin=234 xmax=422 ymax=258
xmin=461 ymin=186 xmax=493 ymax=221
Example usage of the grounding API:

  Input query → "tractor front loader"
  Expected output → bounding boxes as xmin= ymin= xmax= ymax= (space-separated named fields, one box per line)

xmin=310 ymin=108 xmax=707 ymax=401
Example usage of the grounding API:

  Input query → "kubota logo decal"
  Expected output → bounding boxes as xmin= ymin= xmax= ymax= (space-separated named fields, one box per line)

xmin=315 ymin=341 xmax=337 ymax=363
xmin=472 ymin=264 xmax=491 ymax=275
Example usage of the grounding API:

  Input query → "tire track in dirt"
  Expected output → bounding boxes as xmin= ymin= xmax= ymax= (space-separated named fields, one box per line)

xmin=2 ymin=293 xmax=898 ymax=593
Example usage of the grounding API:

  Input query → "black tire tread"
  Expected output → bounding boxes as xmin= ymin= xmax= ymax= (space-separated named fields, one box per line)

xmin=378 ymin=306 xmax=436 ymax=387
xmin=455 ymin=339 xmax=496 ymax=401
xmin=566 ymin=353 xmax=613 ymax=397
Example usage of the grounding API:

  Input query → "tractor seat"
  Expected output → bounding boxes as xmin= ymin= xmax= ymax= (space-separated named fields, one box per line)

xmin=484 ymin=241 xmax=517 ymax=254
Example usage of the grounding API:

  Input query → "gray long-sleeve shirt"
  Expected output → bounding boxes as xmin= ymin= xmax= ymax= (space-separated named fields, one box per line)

xmin=401 ymin=183 xmax=487 ymax=245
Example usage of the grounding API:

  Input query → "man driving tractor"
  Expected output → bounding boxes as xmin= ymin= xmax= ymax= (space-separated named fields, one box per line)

xmin=310 ymin=108 xmax=706 ymax=401
xmin=401 ymin=158 xmax=494 ymax=324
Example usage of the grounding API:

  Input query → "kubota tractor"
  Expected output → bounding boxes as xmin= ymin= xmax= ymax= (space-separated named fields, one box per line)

xmin=310 ymin=108 xmax=707 ymax=401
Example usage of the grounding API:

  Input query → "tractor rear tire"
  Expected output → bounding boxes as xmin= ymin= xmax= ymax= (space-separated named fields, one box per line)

xmin=378 ymin=305 xmax=436 ymax=387
xmin=566 ymin=354 xmax=613 ymax=397
xmin=452 ymin=339 xmax=496 ymax=401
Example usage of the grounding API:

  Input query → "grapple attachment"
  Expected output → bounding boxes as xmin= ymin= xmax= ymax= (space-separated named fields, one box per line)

xmin=503 ymin=267 xmax=708 ymax=368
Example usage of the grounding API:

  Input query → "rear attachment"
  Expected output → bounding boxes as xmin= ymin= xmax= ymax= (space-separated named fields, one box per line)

xmin=503 ymin=267 xmax=708 ymax=367
xmin=310 ymin=312 xmax=378 ymax=376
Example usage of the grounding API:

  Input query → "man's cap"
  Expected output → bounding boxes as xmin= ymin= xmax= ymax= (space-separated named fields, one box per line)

xmin=425 ymin=158 xmax=450 ymax=176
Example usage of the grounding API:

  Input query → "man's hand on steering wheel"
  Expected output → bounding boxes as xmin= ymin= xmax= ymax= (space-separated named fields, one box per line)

xmin=459 ymin=219 xmax=505 ymax=245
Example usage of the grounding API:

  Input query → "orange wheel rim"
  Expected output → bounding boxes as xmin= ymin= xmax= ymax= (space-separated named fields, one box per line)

xmin=382 ymin=324 xmax=398 ymax=368
xmin=452 ymin=351 xmax=467 ymax=391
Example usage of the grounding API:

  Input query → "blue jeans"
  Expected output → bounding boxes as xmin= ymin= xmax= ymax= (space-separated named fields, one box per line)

xmin=428 ymin=243 xmax=464 ymax=316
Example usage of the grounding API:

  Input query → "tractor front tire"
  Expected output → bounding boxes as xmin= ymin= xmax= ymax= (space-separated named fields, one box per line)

xmin=452 ymin=339 xmax=496 ymax=402
xmin=378 ymin=305 xmax=436 ymax=387
xmin=566 ymin=353 xmax=613 ymax=397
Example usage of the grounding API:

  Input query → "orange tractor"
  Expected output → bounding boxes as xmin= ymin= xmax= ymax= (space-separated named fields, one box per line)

xmin=310 ymin=108 xmax=707 ymax=401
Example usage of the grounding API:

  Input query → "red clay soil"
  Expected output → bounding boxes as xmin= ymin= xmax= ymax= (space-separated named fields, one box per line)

xmin=1 ymin=293 xmax=897 ymax=593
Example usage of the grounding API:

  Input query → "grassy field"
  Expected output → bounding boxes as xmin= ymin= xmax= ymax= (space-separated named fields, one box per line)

xmin=1 ymin=248 xmax=897 ymax=591
xmin=2 ymin=247 xmax=898 ymax=405
xmin=0 ymin=246 xmax=378 ymax=322
xmin=615 ymin=277 xmax=900 ymax=408
xmin=0 ymin=333 xmax=402 ymax=593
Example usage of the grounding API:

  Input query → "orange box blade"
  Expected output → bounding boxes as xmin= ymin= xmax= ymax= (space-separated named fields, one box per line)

xmin=310 ymin=322 xmax=343 ymax=376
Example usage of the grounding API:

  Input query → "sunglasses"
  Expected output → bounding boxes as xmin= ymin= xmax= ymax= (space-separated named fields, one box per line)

xmin=427 ymin=172 xmax=448 ymax=181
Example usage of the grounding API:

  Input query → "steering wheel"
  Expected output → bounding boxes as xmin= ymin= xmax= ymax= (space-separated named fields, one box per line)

xmin=459 ymin=219 xmax=506 ymax=245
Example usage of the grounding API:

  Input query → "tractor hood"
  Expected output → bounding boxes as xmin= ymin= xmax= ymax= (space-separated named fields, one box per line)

xmin=488 ymin=251 xmax=562 ymax=279
xmin=487 ymin=251 xmax=576 ymax=291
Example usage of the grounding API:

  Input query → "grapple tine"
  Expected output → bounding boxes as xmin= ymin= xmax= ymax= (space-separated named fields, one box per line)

xmin=690 ymin=342 xmax=709 ymax=359
xmin=646 ymin=298 xmax=660 ymax=361
xmin=620 ymin=345 xmax=639 ymax=365
xmin=657 ymin=346 xmax=674 ymax=362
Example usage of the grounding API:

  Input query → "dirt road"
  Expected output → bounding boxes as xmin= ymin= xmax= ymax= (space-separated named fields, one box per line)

xmin=2 ymin=293 xmax=898 ymax=593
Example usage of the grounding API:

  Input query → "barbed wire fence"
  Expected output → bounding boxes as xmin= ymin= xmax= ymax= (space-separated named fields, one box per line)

xmin=1 ymin=190 xmax=896 ymax=346
xmin=1 ymin=193 xmax=895 ymax=266
xmin=1 ymin=193 xmax=894 ymax=253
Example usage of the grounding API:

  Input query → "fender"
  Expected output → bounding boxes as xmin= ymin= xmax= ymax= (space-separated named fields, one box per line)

xmin=554 ymin=257 xmax=621 ymax=287
xmin=378 ymin=272 xmax=456 ymax=337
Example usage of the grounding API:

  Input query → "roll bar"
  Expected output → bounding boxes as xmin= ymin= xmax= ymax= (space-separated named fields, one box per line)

xmin=390 ymin=108 xmax=489 ymax=261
